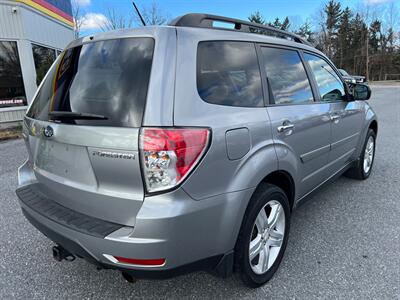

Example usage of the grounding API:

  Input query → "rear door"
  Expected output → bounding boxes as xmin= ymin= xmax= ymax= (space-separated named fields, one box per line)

xmin=303 ymin=53 xmax=363 ymax=173
xmin=259 ymin=46 xmax=332 ymax=197
xmin=24 ymin=37 xmax=155 ymax=226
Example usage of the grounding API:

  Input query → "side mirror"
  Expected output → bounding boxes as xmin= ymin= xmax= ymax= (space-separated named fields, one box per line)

xmin=352 ymin=83 xmax=371 ymax=100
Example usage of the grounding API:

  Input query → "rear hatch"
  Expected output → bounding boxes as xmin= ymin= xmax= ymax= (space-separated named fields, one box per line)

xmin=23 ymin=37 xmax=155 ymax=226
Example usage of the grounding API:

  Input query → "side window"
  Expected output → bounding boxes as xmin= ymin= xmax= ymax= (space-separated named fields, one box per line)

xmin=304 ymin=53 xmax=346 ymax=102
xmin=197 ymin=41 xmax=263 ymax=107
xmin=261 ymin=47 xmax=314 ymax=105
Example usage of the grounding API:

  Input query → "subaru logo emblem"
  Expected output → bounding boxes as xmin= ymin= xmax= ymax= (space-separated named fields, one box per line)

xmin=43 ymin=125 xmax=54 ymax=138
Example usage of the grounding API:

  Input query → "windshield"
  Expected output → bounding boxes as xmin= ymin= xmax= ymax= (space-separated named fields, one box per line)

xmin=339 ymin=69 xmax=350 ymax=76
xmin=27 ymin=37 xmax=154 ymax=127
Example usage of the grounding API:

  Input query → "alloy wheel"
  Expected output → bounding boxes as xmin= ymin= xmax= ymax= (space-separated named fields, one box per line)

xmin=249 ymin=200 xmax=285 ymax=275
xmin=363 ymin=136 xmax=374 ymax=174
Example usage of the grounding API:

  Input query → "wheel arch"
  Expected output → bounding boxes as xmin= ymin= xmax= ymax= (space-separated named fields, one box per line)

xmin=354 ymin=108 xmax=378 ymax=158
xmin=234 ymin=169 xmax=296 ymax=249
xmin=259 ymin=170 xmax=296 ymax=211
xmin=369 ymin=119 xmax=378 ymax=135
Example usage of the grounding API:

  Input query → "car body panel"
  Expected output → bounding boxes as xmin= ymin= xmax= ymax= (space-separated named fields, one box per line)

xmin=20 ymin=118 xmax=144 ymax=226
xmin=16 ymin=24 xmax=378 ymax=276
xmin=18 ymin=182 xmax=254 ymax=270
xmin=173 ymin=27 xmax=279 ymax=200
xmin=326 ymin=101 xmax=364 ymax=174
xmin=267 ymin=103 xmax=332 ymax=198
xmin=353 ymin=104 xmax=377 ymax=158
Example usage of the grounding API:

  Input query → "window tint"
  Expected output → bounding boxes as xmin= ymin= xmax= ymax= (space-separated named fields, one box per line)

xmin=261 ymin=47 xmax=313 ymax=105
xmin=304 ymin=53 xmax=346 ymax=102
xmin=27 ymin=38 xmax=154 ymax=128
xmin=197 ymin=41 xmax=263 ymax=107
xmin=0 ymin=41 xmax=26 ymax=108
xmin=32 ymin=44 xmax=56 ymax=86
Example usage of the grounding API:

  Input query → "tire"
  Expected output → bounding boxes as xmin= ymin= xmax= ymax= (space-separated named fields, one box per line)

xmin=345 ymin=129 xmax=376 ymax=180
xmin=235 ymin=183 xmax=290 ymax=288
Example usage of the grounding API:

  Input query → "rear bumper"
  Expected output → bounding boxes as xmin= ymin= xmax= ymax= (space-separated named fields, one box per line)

xmin=16 ymin=165 xmax=254 ymax=278
xmin=20 ymin=205 xmax=227 ymax=278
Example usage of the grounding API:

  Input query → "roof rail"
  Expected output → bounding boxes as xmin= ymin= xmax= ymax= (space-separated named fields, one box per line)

xmin=169 ymin=13 xmax=312 ymax=47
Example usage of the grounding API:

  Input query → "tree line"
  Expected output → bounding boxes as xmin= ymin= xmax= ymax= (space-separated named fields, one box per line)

xmin=72 ymin=0 xmax=399 ymax=81
xmin=249 ymin=0 xmax=400 ymax=81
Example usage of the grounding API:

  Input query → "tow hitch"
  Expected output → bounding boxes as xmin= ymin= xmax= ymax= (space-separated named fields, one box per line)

xmin=52 ymin=245 xmax=76 ymax=262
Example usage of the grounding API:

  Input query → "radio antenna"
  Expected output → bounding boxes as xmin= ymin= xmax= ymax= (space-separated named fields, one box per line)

xmin=132 ymin=1 xmax=146 ymax=26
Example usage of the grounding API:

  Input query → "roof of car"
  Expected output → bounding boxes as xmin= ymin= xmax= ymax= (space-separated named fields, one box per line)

xmin=66 ymin=13 xmax=324 ymax=58
xmin=170 ymin=13 xmax=312 ymax=46
xmin=69 ymin=26 xmax=321 ymax=53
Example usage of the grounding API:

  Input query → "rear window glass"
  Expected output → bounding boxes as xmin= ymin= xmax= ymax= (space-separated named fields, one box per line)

xmin=197 ymin=41 xmax=263 ymax=107
xmin=27 ymin=38 xmax=154 ymax=127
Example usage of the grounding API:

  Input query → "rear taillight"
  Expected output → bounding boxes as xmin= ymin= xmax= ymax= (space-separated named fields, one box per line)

xmin=139 ymin=127 xmax=210 ymax=193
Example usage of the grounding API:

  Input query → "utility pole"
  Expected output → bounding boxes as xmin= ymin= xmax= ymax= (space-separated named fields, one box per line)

xmin=366 ymin=28 xmax=369 ymax=81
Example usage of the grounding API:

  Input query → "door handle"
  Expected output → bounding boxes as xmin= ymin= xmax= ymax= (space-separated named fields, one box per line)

xmin=330 ymin=114 xmax=340 ymax=123
xmin=277 ymin=122 xmax=294 ymax=133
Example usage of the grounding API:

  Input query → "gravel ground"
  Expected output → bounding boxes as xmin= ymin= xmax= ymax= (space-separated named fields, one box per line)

xmin=0 ymin=86 xmax=399 ymax=299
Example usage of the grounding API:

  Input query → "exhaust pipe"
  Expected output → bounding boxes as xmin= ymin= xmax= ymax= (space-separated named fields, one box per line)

xmin=122 ymin=272 xmax=137 ymax=283
xmin=52 ymin=245 xmax=75 ymax=262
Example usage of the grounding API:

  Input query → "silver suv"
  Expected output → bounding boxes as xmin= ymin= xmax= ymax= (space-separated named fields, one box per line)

xmin=16 ymin=14 xmax=377 ymax=287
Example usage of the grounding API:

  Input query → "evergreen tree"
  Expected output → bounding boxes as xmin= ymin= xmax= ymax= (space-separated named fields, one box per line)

xmin=324 ymin=0 xmax=342 ymax=59
xmin=296 ymin=20 xmax=314 ymax=44
xmin=247 ymin=4 xmax=400 ymax=81
xmin=248 ymin=11 xmax=266 ymax=34
xmin=325 ymin=0 xmax=342 ymax=32
xmin=338 ymin=7 xmax=352 ymax=68
xmin=369 ymin=20 xmax=382 ymax=54
xmin=268 ymin=17 xmax=282 ymax=29
xmin=281 ymin=17 xmax=290 ymax=31
xmin=267 ymin=17 xmax=290 ymax=31
xmin=349 ymin=13 xmax=368 ymax=75
xmin=248 ymin=11 xmax=265 ymax=25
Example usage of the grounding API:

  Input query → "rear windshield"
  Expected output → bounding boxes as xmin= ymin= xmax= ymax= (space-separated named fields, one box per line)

xmin=27 ymin=38 xmax=154 ymax=127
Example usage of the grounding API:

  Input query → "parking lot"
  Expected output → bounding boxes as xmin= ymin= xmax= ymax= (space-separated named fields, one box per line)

xmin=0 ymin=85 xmax=399 ymax=299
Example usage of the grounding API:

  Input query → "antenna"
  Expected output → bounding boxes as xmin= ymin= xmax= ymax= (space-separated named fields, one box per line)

xmin=132 ymin=1 xmax=146 ymax=26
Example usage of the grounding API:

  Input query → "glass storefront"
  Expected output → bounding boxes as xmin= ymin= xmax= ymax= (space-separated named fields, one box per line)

xmin=0 ymin=41 xmax=27 ymax=108
xmin=32 ymin=44 xmax=57 ymax=86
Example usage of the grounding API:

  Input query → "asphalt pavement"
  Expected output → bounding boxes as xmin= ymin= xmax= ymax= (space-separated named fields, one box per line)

xmin=0 ymin=85 xmax=399 ymax=299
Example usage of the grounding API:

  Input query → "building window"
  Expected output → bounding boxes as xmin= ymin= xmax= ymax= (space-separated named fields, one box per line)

xmin=0 ymin=41 xmax=27 ymax=108
xmin=32 ymin=44 xmax=56 ymax=86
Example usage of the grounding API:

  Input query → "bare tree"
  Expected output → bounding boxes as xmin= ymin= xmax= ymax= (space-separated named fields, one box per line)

xmin=100 ymin=8 xmax=133 ymax=31
xmin=385 ymin=2 xmax=399 ymax=37
xmin=314 ymin=5 xmax=329 ymax=53
xmin=134 ymin=1 xmax=169 ymax=26
xmin=71 ymin=0 xmax=83 ymax=38
xmin=97 ymin=1 xmax=169 ymax=32
xmin=358 ymin=4 xmax=371 ymax=81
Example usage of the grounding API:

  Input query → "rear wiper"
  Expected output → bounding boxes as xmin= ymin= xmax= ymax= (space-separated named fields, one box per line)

xmin=49 ymin=111 xmax=108 ymax=120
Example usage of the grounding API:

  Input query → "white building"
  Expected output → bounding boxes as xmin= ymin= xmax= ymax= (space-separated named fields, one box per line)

xmin=0 ymin=0 xmax=74 ymax=126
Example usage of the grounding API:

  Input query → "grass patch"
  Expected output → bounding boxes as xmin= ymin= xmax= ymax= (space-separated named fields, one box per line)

xmin=369 ymin=80 xmax=400 ymax=86
xmin=0 ymin=125 xmax=23 ymax=141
